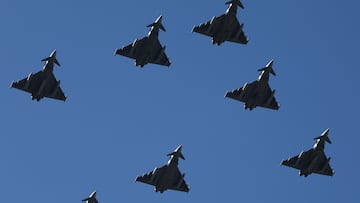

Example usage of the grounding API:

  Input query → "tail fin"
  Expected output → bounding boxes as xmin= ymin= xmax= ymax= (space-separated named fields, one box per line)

xmin=225 ymin=0 xmax=244 ymax=9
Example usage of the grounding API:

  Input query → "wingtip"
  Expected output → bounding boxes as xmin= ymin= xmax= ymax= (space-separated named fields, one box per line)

xmin=224 ymin=91 xmax=231 ymax=98
xmin=114 ymin=49 xmax=119 ymax=56
xmin=135 ymin=176 xmax=141 ymax=182
xmin=280 ymin=160 xmax=285 ymax=166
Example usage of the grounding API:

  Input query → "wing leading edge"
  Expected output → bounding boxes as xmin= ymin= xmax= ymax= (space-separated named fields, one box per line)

xmin=281 ymin=150 xmax=334 ymax=176
xmin=192 ymin=14 xmax=248 ymax=45
xmin=11 ymin=71 xmax=66 ymax=101
xmin=225 ymin=82 xmax=279 ymax=110
xmin=136 ymin=166 xmax=189 ymax=193
xmin=115 ymin=37 xmax=171 ymax=67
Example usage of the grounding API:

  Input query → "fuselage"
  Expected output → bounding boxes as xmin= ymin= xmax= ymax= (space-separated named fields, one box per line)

xmin=31 ymin=60 xmax=57 ymax=100
xmin=135 ymin=27 xmax=161 ymax=67
xmin=243 ymin=71 xmax=271 ymax=109
xmin=225 ymin=3 xmax=238 ymax=16
xmin=154 ymin=156 xmax=180 ymax=193
xmin=212 ymin=3 xmax=240 ymax=45
xmin=154 ymin=164 xmax=178 ymax=193
xmin=299 ymin=140 xmax=329 ymax=176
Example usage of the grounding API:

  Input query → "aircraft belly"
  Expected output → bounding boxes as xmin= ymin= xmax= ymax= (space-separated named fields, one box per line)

xmin=318 ymin=160 xmax=329 ymax=173
xmin=36 ymin=80 xmax=48 ymax=97
xmin=156 ymin=169 xmax=173 ymax=191
xmin=307 ymin=155 xmax=320 ymax=173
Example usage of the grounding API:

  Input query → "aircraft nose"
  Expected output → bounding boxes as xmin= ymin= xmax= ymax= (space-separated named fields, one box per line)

xmin=156 ymin=15 xmax=163 ymax=23
xmin=266 ymin=59 xmax=274 ymax=68
xmin=50 ymin=49 xmax=57 ymax=57
xmin=322 ymin=128 xmax=330 ymax=136
xmin=175 ymin=144 xmax=182 ymax=152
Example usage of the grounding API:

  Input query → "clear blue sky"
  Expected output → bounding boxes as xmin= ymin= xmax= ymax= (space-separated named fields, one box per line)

xmin=0 ymin=0 xmax=359 ymax=202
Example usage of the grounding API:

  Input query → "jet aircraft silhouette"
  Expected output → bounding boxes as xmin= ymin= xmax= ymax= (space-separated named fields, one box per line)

xmin=11 ymin=50 xmax=66 ymax=101
xmin=115 ymin=15 xmax=171 ymax=67
xmin=281 ymin=129 xmax=334 ymax=177
xmin=225 ymin=60 xmax=279 ymax=110
xmin=192 ymin=0 xmax=248 ymax=45
xmin=82 ymin=191 xmax=98 ymax=203
xmin=136 ymin=145 xmax=190 ymax=193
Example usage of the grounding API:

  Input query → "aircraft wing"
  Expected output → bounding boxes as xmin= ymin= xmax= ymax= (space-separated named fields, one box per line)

xmin=281 ymin=149 xmax=314 ymax=170
xmin=315 ymin=163 xmax=334 ymax=176
xmin=227 ymin=19 xmax=248 ymax=44
xmin=44 ymin=73 xmax=66 ymax=101
xmin=115 ymin=37 xmax=148 ymax=59
xmin=257 ymin=84 xmax=279 ymax=110
xmin=313 ymin=152 xmax=334 ymax=176
xmin=225 ymin=81 xmax=258 ymax=102
xmin=192 ymin=15 xmax=225 ymax=37
xmin=148 ymin=38 xmax=171 ymax=66
xmin=11 ymin=71 xmax=43 ymax=94
xmin=168 ymin=168 xmax=190 ymax=192
xmin=115 ymin=37 xmax=170 ymax=67
xmin=136 ymin=166 xmax=167 ymax=187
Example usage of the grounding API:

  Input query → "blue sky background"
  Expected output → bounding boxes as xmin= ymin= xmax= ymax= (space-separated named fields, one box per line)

xmin=0 ymin=0 xmax=359 ymax=202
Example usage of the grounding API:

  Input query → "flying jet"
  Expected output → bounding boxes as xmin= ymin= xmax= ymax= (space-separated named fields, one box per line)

xmin=225 ymin=60 xmax=279 ymax=110
xmin=192 ymin=0 xmax=248 ymax=45
xmin=82 ymin=191 xmax=98 ymax=203
xmin=136 ymin=145 xmax=190 ymax=193
xmin=11 ymin=50 xmax=66 ymax=101
xmin=114 ymin=15 xmax=171 ymax=67
xmin=281 ymin=129 xmax=334 ymax=177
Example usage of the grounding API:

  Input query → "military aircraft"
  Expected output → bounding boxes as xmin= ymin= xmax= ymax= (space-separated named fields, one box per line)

xmin=136 ymin=145 xmax=190 ymax=193
xmin=114 ymin=15 xmax=171 ymax=67
xmin=192 ymin=0 xmax=248 ymax=45
xmin=281 ymin=129 xmax=334 ymax=177
xmin=82 ymin=191 xmax=98 ymax=203
xmin=11 ymin=50 xmax=66 ymax=101
xmin=225 ymin=60 xmax=279 ymax=110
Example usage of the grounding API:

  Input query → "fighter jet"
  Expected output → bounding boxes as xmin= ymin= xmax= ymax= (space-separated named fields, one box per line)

xmin=114 ymin=15 xmax=171 ymax=67
xmin=82 ymin=191 xmax=98 ymax=203
xmin=192 ymin=0 xmax=248 ymax=45
xmin=136 ymin=145 xmax=190 ymax=193
xmin=281 ymin=129 xmax=334 ymax=177
xmin=11 ymin=50 xmax=66 ymax=101
xmin=225 ymin=60 xmax=279 ymax=110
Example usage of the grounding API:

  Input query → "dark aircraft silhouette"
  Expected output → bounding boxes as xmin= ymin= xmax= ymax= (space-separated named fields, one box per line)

xmin=11 ymin=50 xmax=66 ymax=101
xmin=136 ymin=145 xmax=190 ymax=193
xmin=192 ymin=0 xmax=248 ymax=45
xmin=114 ymin=15 xmax=171 ymax=67
xmin=225 ymin=60 xmax=279 ymax=110
xmin=281 ymin=129 xmax=334 ymax=177
xmin=82 ymin=191 xmax=98 ymax=203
